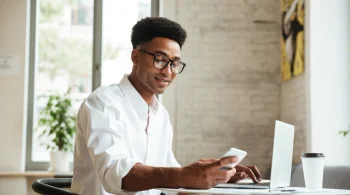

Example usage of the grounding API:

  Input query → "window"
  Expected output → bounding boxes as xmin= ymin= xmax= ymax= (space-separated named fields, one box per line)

xmin=26 ymin=0 xmax=158 ymax=170
xmin=101 ymin=0 xmax=152 ymax=85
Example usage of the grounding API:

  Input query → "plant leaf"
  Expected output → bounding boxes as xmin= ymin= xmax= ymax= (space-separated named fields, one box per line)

xmin=339 ymin=130 xmax=349 ymax=137
xmin=35 ymin=86 xmax=77 ymax=152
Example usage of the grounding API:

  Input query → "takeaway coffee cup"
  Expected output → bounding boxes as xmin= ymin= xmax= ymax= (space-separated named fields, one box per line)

xmin=301 ymin=153 xmax=325 ymax=189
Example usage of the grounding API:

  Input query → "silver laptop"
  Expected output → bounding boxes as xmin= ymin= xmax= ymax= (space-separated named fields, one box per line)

xmin=216 ymin=120 xmax=295 ymax=189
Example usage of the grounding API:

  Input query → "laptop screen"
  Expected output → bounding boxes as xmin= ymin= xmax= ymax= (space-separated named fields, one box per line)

xmin=269 ymin=120 xmax=295 ymax=189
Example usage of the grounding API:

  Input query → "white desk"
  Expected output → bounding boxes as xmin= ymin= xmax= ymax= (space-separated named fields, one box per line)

xmin=158 ymin=187 xmax=350 ymax=195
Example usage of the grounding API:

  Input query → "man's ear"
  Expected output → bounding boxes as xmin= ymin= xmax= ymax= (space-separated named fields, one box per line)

xmin=131 ymin=49 xmax=138 ymax=65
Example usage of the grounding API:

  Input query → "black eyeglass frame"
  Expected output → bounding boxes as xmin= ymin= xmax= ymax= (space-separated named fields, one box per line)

xmin=138 ymin=49 xmax=186 ymax=74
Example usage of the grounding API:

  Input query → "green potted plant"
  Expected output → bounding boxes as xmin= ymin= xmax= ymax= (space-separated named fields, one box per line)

xmin=339 ymin=126 xmax=349 ymax=137
xmin=36 ymin=87 xmax=76 ymax=173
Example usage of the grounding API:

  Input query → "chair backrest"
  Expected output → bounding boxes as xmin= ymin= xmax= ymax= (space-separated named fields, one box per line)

xmin=32 ymin=178 xmax=78 ymax=195
xmin=291 ymin=164 xmax=350 ymax=190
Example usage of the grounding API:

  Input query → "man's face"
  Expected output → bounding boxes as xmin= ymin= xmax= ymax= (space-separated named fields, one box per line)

xmin=133 ymin=37 xmax=181 ymax=94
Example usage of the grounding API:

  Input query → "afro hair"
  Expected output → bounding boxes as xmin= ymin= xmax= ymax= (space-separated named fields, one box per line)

xmin=131 ymin=17 xmax=187 ymax=49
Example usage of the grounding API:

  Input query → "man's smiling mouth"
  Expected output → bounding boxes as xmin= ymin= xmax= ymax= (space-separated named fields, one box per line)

xmin=155 ymin=77 xmax=170 ymax=83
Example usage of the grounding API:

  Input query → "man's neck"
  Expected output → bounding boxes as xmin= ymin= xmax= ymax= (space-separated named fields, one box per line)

xmin=128 ymin=74 xmax=154 ymax=105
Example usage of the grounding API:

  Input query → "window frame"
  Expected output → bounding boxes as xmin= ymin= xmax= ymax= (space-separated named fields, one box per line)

xmin=26 ymin=0 xmax=159 ymax=171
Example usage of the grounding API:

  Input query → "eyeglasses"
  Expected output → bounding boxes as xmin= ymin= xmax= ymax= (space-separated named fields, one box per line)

xmin=139 ymin=49 xmax=186 ymax=74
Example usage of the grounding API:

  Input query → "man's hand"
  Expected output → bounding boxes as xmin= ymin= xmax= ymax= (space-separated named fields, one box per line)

xmin=180 ymin=157 xmax=238 ymax=189
xmin=228 ymin=164 xmax=261 ymax=183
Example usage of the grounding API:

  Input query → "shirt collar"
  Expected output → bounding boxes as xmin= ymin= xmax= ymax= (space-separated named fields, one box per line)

xmin=119 ymin=74 xmax=159 ymax=115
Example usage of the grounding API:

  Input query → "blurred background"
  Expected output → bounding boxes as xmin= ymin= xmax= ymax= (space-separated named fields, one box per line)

xmin=0 ymin=0 xmax=349 ymax=194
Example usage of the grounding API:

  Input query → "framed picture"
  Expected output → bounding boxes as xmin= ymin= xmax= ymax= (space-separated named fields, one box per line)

xmin=281 ymin=0 xmax=305 ymax=81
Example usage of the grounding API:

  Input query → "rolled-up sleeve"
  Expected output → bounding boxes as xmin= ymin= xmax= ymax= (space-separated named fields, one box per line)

xmin=79 ymin=93 xmax=139 ymax=194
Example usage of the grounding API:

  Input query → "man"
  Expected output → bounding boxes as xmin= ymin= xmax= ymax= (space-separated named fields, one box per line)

xmin=71 ymin=17 xmax=261 ymax=195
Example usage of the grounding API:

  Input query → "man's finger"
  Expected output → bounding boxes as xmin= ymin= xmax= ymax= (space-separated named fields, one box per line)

xmin=247 ymin=165 xmax=261 ymax=181
xmin=234 ymin=172 xmax=248 ymax=180
xmin=211 ymin=156 xmax=238 ymax=169
xmin=235 ymin=164 xmax=245 ymax=171
xmin=235 ymin=164 xmax=259 ymax=183
xmin=216 ymin=168 xmax=236 ymax=179
xmin=229 ymin=172 xmax=248 ymax=183
xmin=216 ymin=169 xmax=237 ymax=184
xmin=244 ymin=168 xmax=259 ymax=183
xmin=198 ymin=158 xmax=217 ymax=163
xmin=237 ymin=164 xmax=261 ymax=182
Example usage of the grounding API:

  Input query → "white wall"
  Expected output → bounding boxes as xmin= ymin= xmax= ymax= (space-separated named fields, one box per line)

xmin=0 ymin=0 xmax=29 ymax=172
xmin=280 ymin=73 xmax=308 ymax=165
xmin=308 ymin=0 xmax=350 ymax=164
xmin=162 ymin=0 xmax=282 ymax=178
xmin=0 ymin=0 xmax=29 ymax=194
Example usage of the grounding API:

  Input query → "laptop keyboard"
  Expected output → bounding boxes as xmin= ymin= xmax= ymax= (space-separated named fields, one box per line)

xmin=237 ymin=182 xmax=270 ymax=186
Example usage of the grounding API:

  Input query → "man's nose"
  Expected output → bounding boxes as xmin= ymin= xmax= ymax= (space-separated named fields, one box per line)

xmin=161 ymin=62 xmax=172 ymax=76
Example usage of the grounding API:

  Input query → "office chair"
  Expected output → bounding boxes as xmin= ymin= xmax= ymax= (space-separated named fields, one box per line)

xmin=33 ymin=178 xmax=167 ymax=195
xmin=32 ymin=178 xmax=78 ymax=195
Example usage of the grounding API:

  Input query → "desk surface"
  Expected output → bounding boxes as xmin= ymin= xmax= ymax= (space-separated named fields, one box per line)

xmin=0 ymin=171 xmax=72 ymax=177
xmin=158 ymin=187 xmax=350 ymax=195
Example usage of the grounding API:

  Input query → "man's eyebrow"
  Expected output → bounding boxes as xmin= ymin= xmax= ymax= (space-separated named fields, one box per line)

xmin=154 ymin=50 xmax=181 ymax=60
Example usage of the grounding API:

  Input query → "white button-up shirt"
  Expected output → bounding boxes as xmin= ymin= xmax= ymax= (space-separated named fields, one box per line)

xmin=71 ymin=75 xmax=180 ymax=195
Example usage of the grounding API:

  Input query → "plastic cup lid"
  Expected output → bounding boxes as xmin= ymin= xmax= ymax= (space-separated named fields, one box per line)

xmin=301 ymin=153 xmax=325 ymax=158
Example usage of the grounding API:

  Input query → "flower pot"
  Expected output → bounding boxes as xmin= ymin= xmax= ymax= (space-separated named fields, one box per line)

xmin=49 ymin=151 xmax=71 ymax=173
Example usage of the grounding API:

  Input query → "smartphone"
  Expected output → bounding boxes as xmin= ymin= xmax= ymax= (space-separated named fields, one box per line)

xmin=220 ymin=148 xmax=247 ymax=169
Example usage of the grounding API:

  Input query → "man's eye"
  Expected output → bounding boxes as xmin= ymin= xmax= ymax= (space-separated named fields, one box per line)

xmin=172 ymin=61 xmax=181 ymax=66
xmin=155 ymin=59 xmax=165 ymax=64
xmin=155 ymin=58 xmax=168 ymax=63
